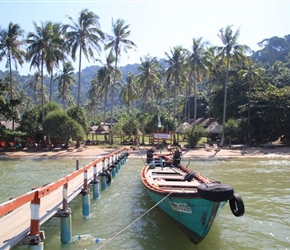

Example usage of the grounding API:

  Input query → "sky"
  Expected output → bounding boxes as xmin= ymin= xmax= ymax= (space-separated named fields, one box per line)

xmin=0 ymin=0 xmax=290 ymax=75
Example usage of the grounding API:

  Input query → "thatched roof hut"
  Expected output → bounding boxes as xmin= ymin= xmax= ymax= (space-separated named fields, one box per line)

xmin=95 ymin=125 xmax=109 ymax=134
xmin=103 ymin=117 xmax=118 ymax=127
xmin=175 ymin=122 xmax=191 ymax=134
xmin=199 ymin=118 xmax=213 ymax=128
xmin=0 ymin=120 xmax=19 ymax=129
xmin=206 ymin=122 xmax=223 ymax=134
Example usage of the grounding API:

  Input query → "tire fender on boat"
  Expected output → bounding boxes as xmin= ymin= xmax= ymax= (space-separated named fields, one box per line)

xmin=181 ymin=172 xmax=196 ymax=181
xmin=106 ymin=170 xmax=112 ymax=184
xmin=229 ymin=192 xmax=245 ymax=217
xmin=197 ymin=183 xmax=234 ymax=202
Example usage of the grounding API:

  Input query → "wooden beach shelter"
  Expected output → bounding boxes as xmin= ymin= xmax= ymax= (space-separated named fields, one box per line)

xmin=189 ymin=117 xmax=205 ymax=126
xmin=206 ymin=122 xmax=223 ymax=134
xmin=206 ymin=121 xmax=223 ymax=143
xmin=175 ymin=122 xmax=191 ymax=134
xmin=87 ymin=125 xmax=98 ymax=141
xmin=95 ymin=124 xmax=109 ymax=143
xmin=199 ymin=118 xmax=213 ymax=128
xmin=95 ymin=125 xmax=109 ymax=134
xmin=175 ymin=122 xmax=191 ymax=143
xmin=103 ymin=117 xmax=118 ymax=127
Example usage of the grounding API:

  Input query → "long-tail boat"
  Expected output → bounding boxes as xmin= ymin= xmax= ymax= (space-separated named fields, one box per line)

xmin=141 ymin=148 xmax=245 ymax=244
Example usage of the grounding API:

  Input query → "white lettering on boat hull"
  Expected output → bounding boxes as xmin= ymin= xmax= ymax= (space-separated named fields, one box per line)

xmin=170 ymin=202 xmax=192 ymax=213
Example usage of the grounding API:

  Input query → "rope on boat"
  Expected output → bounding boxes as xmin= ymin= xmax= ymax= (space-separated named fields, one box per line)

xmin=181 ymin=148 xmax=191 ymax=156
xmin=136 ymin=144 xmax=146 ymax=165
xmin=96 ymin=191 xmax=173 ymax=250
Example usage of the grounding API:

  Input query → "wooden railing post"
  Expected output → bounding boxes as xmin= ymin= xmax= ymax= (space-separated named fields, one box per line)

xmin=30 ymin=191 xmax=40 ymax=236
xmin=26 ymin=190 xmax=45 ymax=246
xmin=62 ymin=183 xmax=68 ymax=212
xmin=0 ymin=148 xmax=129 ymax=248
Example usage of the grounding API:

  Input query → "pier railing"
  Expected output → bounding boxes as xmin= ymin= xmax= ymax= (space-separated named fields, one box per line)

xmin=0 ymin=147 xmax=129 ymax=249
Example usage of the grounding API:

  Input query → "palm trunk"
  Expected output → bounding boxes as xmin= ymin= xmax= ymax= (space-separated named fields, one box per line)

xmin=208 ymin=76 xmax=212 ymax=120
xmin=193 ymin=63 xmax=197 ymax=126
xmin=151 ymin=84 xmax=154 ymax=113
xmin=141 ymin=95 xmax=148 ymax=145
xmin=103 ymin=93 xmax=108 ymax=123
xmin=103 ymin=95 xmax=108 ymax=142
xmin=77 ymin=48 xmax=82 ymax=108
xmin=187 ymin=69 xmax=193 ymax=123
xmin=8 ymin=53 xmax=13 ymax=99
xmin=173 ymin=76 xmax=177 ymax=144
xmin=41 ymin=56 xmax=45 ymax=146
xmin=49 ymin=68 xmax=54 ymax=101
xmin=220 ymin=59 xmax=230 ymax=147
xmin=110 ymin=54 xmax=118 ymax=144
xmin=247 ymin=76 xmax=252 ymax=145
xmin=8 ymin=52 xmax=15 ymax=131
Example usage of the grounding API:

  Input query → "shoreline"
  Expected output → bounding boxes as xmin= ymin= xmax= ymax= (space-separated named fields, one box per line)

xmin=1 ymin=145 xmax=290 ymax=160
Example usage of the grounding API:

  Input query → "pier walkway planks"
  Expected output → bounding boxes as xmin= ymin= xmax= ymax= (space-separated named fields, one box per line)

xmin=0 ymin=168 xmax=94 ymax=249
xmin=0 ymin=148 xmax=128 ymax=249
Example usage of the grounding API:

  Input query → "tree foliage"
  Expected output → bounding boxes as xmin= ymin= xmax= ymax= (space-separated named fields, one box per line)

xmin=42 ymin=109 xmax=85 ymax=145
xmin=66 ymin=105 xmax=88 ymax=132
xmin=1 ymin=15 xmax=290 ymax=147
xmin=186 ymin=125 xmax=207 ymax=148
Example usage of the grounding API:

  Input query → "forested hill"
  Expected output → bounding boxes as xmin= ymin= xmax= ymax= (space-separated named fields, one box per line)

xmin=80 ymin=63 xmax=140 ymax=90
xmin=0 ymin=34 xmax=289 ymax=103
xmin=0 ymin=62 xmax=141 ymax=103
xmin=0 ymin=61 xmax=155 ymax=105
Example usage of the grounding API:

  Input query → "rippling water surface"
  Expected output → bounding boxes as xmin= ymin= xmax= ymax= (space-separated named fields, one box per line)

xmin=0 ymin=155 xmax=289 ymax=250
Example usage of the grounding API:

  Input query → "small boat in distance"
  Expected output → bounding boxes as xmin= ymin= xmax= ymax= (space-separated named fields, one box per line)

xmin=141 ymin=147 xmax=245 ymax=244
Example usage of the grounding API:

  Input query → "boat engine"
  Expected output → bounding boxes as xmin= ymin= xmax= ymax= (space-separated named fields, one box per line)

xmin=146 ymin=149 xmax=154 ymax=164
xmin=173 ymin=149 xmax=181 ymax=167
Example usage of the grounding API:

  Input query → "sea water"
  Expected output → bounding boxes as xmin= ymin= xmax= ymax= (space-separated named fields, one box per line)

xmin=0 ymin=155 xmax=289 ymax=250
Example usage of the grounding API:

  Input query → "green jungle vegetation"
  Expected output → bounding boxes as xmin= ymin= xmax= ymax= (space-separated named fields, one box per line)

xmin=1 ymin=8 xmax=290 ymax=148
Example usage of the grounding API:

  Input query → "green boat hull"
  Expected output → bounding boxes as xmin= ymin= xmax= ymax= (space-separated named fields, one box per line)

xmin=146 ymin=189 xmax=226 ymax=244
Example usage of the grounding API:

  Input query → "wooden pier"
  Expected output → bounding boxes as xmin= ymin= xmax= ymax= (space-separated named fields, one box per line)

xmin=0 ymin=148 xmax=129 ymax=249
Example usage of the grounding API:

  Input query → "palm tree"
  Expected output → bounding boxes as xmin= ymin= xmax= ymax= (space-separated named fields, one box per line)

xmin=54 ymin=62 xmax=75 ymax=109
xmin=26 ymin=71 xmax=43 ymax=104
xmin=204 ymin=46 xmax=218 ymax=121
xmin=136 ymin=55 xmax=161 ymax=144
xmin=105 ymin=18 xmax=136 ymax=144
xmin=16 ymin=90 xmax=34 ymax=116
xmin=119 ymin=72 xmax=138 ymax=113
xmin=47 ymin=23 xmax=66 ymax=101
xmin=188 ymin=37 xmax=209 ymax=125
xmin=27 ymin=21 xmax=55 ymax=123
xmin=0 ymin=22 xmax=26 ymax=99
xmin=216 ymin=25 xmax=250 ymax=146
xmin=86 ymin=79 xmax=102 ymax=122
xmin=238 ymin=59 xmax=265 ymax=145
xmin=165 ymin=45 xmax=187 ymax=141
xmin=0 ymin=22 xmax=26 ymax=130
xmin=64 ymin=8 xmax=104 ymax=108
xmin=93 ymin=52 xmax=116 ymax=124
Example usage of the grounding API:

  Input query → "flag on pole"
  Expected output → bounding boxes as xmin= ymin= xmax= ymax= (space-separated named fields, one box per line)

xmin=158 ymin=116 xmax=162 ymax=128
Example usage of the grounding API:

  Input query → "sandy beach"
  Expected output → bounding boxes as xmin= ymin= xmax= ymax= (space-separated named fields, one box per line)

xmin=1 ymin=144 xmax=290 ymax=159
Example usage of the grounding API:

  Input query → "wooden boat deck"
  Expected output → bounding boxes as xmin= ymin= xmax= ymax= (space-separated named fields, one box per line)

xmin=151 ymin=174 xmax=183 ymax=180
xmin=151 ymin=167 xmax=184 ymax=175
xmin=146 ymin=166 xmax=200 ymax=189
xmin=154 ymin=180 xmax=199 ymax=187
